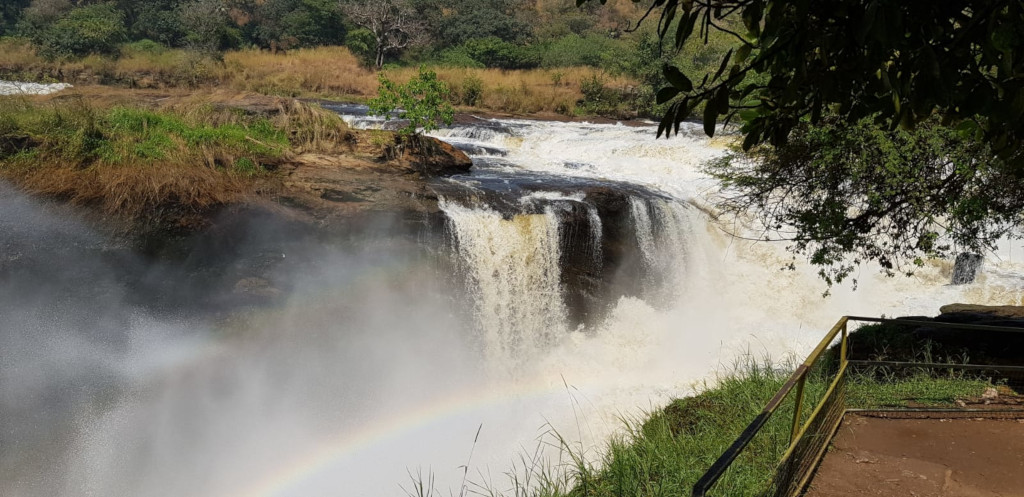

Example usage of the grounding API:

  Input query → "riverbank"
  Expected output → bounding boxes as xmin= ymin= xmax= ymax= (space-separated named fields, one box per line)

xmin=0 ymin=41 xmax=642 ymax=120
xmin=0 ymin=87 xmax=470 ymax=241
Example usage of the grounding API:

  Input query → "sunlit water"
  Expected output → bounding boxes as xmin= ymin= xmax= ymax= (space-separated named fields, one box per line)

xmin=3 ymin=104 xmax=1024 ymax=497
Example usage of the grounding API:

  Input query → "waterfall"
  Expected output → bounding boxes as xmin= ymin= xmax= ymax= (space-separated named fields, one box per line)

xmin=584 ymin=203 xmax=603 ymax=271
xmin=627 ymin=196 xmax=693 ymax=300
xmin=440 ymin=198 xmax=568 ymax=362
xmin=629 ymin=196 xmax=658 ymax=271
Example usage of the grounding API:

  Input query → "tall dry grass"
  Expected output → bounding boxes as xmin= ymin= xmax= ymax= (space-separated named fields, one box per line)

xmin=0 ymin=41 xmax=639 ymax=116
xmin=223 ymin=47 xmax=379 ymax=97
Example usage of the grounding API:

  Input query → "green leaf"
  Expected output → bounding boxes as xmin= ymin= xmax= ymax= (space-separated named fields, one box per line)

xmin=735 ymin=45 xmax=752 ymax=63
xmin=663 ymin=64 xmax=693 ymax=92
xmin=712 ymin=49 xmax=734 ymax=82
xmin=656 ymin=87 xmax=681 ymax=104
xmin=703 ymin=103 xmax=717 ymax=137
xmin=741 ymin=127 xmax=761 ymax=150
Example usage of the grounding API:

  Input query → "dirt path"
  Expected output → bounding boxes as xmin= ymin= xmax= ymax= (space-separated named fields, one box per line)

xmin=805 ymin=414 xmax=1024 ymax=497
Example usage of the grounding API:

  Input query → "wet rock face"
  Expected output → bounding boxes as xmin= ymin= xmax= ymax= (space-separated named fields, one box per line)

xmin=433 ymin=172 xmax=673 ymax=329
xmin=951 ymin=253 xmax=983 ymax=284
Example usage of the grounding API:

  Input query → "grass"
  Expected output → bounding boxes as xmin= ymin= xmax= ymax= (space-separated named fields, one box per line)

xmin=0 ymin=40 xmax=640 ymax=118
xmin=0 ymin=91 xmax=351 ymax=217
xmin=847 ymin=373 xmax=991 ymax=409
xmin=568 ymin=359 xmax=798 ymax=497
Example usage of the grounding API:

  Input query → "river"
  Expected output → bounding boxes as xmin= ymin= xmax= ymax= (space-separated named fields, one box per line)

xmin=3 ymin=100 xmax=1024 ymax=497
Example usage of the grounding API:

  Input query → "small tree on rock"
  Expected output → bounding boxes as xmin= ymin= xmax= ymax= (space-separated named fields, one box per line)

xmin=368 ymin=67 xmax=454 ymax=138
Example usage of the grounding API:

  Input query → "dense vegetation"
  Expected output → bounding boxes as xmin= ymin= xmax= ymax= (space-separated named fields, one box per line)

xmin=0 ymin=0 xmax=743 ymax=119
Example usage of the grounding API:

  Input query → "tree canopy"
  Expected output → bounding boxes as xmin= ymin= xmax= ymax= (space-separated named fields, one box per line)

xmin=582 ymin=0 xmax=1024 ymax=167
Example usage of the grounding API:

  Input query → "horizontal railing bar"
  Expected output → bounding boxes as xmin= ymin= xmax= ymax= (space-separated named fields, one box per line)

xmin=847 ymin=408 xmax=1024 ymax=414
xmin=847 ymin=316 xmax=1024 ymax=334
xmin=849 ymin=360 xmax=1024 ymax=372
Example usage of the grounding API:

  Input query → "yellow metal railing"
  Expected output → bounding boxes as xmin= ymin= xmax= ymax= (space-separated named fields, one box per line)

xmin=692 ymin=316 xmax=1024 ymax=497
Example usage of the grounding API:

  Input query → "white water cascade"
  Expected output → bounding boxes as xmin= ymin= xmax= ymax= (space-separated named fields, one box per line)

xmin=440 ymin=198 xmax=568 ymax=362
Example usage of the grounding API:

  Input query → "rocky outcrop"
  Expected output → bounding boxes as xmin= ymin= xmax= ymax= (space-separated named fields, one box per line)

xmin=843 ymin=306 xmax=1024 ymax=368
xmin=938 ymin=303 xmax=1024 ymax=318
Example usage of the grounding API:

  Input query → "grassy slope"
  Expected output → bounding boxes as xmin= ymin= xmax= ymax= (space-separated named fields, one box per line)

xmin=0 ymin=91 xmax=350 ymax=218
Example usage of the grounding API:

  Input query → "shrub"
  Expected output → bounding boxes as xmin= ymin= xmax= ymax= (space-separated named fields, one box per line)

xmin=434 ymin=47 xmax=485 ymax=69
xmin=121 ymin=39 xmax=167 ymax=56
xmin=458 ymin=75 xmax=483 ymax=106
xmin=368 ymin=67 xmax=454 ymax=136
xmin=344 ymin=28 xmax=376 ymax=68
xmin=460 ymin=37 xmax=540 ymax=70
xmin=36 ymin=3 xmax=127 ymax=59
xmin=539 ymin=33 xmax=621 ymax=69
xmin=577 ymin=74 xmax=622 ymax=116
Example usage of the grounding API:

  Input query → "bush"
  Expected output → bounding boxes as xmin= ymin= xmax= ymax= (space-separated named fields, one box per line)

xmin=434 ymin=47 xmax=485 ymax=69
xmin=457 ymin=75 xmax=483 ymax=106
xmin=459 ymin=37 xmax=540 ymax=70
xmin=36 ymin=3 xmax=127 ymax=59
xmin=577 ymin=74 xmax=622 ymax=116
xmin=121 ymin=39 xmax=167 ymax=56
xmin=539 ymin=33 xmax=621 ymax=69
xmin=344 ymin=28 xmax=376 ymax=68
xmin=368 ymin=67 xmax=454 ymax=136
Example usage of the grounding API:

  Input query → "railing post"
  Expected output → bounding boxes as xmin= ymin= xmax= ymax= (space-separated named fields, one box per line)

xmin=840 ymin=318 xmax=848 ymax=368
xmin=790 ymin=373 xmax=806 ymax=443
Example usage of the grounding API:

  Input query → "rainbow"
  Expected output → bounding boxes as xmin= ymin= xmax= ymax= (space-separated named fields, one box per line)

xmin=237 ymin=375 xmax=566 ymax=497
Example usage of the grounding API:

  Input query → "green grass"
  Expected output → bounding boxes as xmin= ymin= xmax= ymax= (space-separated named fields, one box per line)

xmin=557 ymin=358 xmax=828 ymax=497
xmin=0 ymin=99 xmax=289 ymax=173
xmin=848 ymin=372 xmax=991 ymax=409
xmin=0 ymin=92 xmax=352 ymax=216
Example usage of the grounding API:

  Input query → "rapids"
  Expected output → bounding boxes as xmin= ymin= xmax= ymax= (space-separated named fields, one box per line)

xmin=3 ymin=105 xmax=1024 ymax=497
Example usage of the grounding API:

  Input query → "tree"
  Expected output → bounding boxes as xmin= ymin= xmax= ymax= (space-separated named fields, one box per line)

xmin=127 ymin=0 xmax=187 ymax=46
xmin=35 ymin=3 xmax=127 ymax=58
xmin=409 ymin=0 xmax=531 ymax=48
xmin=341 ymin=0 xmax=427 ymax=69
xmin=178 ymin=0 xmax=239 ymax=53
xmin=707 ymin=118 xmax=1019 ymax=288
xmin=368 ymin=67 xmax=454 ymax=136
xmin=578 ymin=0 xmax=1024 ymax=165
xmin=577 ymin=0 xmax=1024 ymax=285
xmin=0 ymin=0 xmax=32 ymax=37
xmin=251 ymin=0 xmax=346 ymax=50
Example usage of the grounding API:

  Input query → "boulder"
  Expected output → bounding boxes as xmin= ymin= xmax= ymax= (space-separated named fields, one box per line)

xmin=938 ymin=304 xmax=1024 ymax=319
xmin=396 ymin=135 xmax=473 ymax=176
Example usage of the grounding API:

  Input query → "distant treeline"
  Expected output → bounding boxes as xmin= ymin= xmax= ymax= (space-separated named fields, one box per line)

xmin=0 ymin=0 xmax=645 ymax=66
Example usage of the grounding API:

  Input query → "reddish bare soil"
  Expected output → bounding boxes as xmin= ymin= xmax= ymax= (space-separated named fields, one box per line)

xmin=805 ymin=414 xmax=1024 ymax=497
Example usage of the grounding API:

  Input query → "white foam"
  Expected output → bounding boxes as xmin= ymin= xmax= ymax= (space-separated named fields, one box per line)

xmin=0 ymin=80 xmax=73 ymax=96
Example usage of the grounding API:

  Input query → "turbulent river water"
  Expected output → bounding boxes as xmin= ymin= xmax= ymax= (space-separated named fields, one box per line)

xmin=4 ymin=101 xmax=1024 ymax=497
